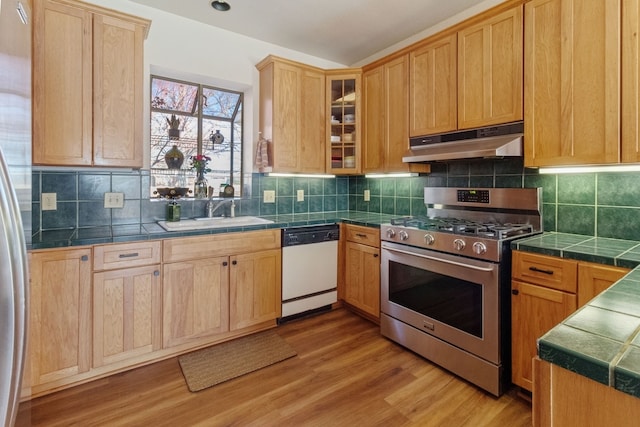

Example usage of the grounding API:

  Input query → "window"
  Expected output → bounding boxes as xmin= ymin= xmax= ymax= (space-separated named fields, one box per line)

xmin=149 ymin=75 xmax=243 ymax=197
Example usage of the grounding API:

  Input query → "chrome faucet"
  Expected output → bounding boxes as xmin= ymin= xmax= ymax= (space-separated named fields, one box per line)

xmin=205 ymin=198 xmax=235 ymax=218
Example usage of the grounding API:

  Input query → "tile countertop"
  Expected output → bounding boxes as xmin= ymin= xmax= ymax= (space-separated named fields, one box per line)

xmin=29 ymin=211 xmax=394 ymax=249
xmin=512 ymin=232 xmax=640 ymax=399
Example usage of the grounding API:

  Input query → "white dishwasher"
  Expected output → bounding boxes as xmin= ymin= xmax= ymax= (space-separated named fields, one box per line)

xmin=281 ymin=224 xmax=339 ymax=320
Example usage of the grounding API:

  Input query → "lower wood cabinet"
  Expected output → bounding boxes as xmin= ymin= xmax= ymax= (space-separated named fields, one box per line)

xmin=162 ymin=256 xmax=230 ymax=348
xmin=511 ymin=277 xmax=577 ymax=391
xmin=343 ymin=224 xmax=380 ymax=321
xmin=161 ymin=229 xmax=281 ymax=349
xmin=230 ymin=249 xmax=282 ymax=330
xmin=93 ymin=241 xmax=162 ymax=368
xmin=533 ymin=358 xmax=640 ymax=426
xmin=93 ymin=265 xmax=162 ymax=368
xmin=511 ymin=250 xmax=630 ymax=392
xmin=26 ymin=247 xmax=92 ymax=395
xmin=24 ymin=229 xmax=281 ymax=400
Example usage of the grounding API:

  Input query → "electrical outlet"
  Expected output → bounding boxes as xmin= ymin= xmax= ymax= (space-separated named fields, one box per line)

xmin=42 ymin=193 xmax=57 ymax=210
xmin=297 ymin=189 xmax=304 ymax=202
xmin=263 ymin=190 xmax=276 ymax=203
xmin=104 ymin=192 xmax=124 ymax=208
xmin=364 ymin=189 xmax=371 ymax=202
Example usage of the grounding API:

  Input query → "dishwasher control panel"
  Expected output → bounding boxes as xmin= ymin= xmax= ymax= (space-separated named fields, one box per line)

xmin=281 ymin=224 xmax=340 ymax=247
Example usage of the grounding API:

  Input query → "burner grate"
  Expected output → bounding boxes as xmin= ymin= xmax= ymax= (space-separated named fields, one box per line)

xmin=388 ymin=216 xmax=534 ymax=240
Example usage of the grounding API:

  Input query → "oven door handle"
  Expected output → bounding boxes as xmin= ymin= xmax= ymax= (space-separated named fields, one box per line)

xmin=383 ymin=246 xmax=496 ymax=272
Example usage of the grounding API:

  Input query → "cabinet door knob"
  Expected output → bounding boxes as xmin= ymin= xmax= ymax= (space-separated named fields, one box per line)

xmin=81 ymin=255 xmax=89 ymax=261
xmin=232 ymin=260 xmax=237 ymax=265
xmin=154 ymin=270 xmax=160 ymax=276
xmin=512 ymin=289 xmax=519 ymax=295
xmin=222 ymin=261 xmax=228 ymax=266
xmin=373 ymin=253 xmax=379 ymax=258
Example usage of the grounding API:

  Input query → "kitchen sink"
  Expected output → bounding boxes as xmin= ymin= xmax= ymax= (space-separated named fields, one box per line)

xmin=157 ymin=216 xmax=274 ymax=231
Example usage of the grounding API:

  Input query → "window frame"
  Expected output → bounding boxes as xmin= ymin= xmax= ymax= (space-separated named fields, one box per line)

xmin=149 ymin=74 xmax=244 ymax=198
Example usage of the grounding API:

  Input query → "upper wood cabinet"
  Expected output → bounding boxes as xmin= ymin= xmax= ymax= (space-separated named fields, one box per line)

xmin=363 ymin=56 xmax=411 ymax=173
xmin=363 ymin=56 xmax=431 ymax=174
xmin=524 ymin=0 xmax=620 ymax=167
xmin=409 ymin=33 xmax=458 ymax=137
xmin=326 ymin=70 xmax=362 ymax=174
xmin=257 ymin=56 xmax=326 ymax=174
xmin=32 ymin=0 xmax=149 ymax=167
xmin=458 ymin=5 xmax=523 ymax=130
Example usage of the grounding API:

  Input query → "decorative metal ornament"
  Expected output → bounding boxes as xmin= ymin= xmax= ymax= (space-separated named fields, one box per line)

xmin=211 ymin=129 xmax=224 ymax=145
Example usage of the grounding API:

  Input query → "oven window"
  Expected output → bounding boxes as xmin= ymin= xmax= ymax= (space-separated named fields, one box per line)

xmin=388 ymin=260 xmax=483 ymax=338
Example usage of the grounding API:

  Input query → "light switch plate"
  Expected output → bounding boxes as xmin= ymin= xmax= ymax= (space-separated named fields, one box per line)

xmin=364 ymin=189 xmax=370 ymax=202
xmin=297 ymin=189 xmax=304 ymax=202
xmin=42 ymin=193 xmax=57 ymax=210
xmin=263 ymin=190 xmax=276 ymax=203
xmin=104 ymin=192 xmax=124 ymax=208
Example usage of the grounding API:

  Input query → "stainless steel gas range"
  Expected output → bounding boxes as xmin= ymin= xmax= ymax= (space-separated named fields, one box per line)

xmin=380 ymin=187 xmax=542 ymax=396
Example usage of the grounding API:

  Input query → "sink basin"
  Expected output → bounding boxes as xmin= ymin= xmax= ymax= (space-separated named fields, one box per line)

xmin=158 ymin=216 xmax=274 ymax=231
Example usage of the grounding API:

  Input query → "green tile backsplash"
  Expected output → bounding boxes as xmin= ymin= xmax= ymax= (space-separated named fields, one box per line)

xmin=30 ymin=158 xmax=640 ymax=241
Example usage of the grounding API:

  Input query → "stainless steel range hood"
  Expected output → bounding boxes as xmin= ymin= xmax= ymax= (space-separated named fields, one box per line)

xmin=403 ymin=122 xmax=524 ymax=163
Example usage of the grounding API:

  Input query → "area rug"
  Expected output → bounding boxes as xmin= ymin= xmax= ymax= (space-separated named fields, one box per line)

xmin=178 ymin=330 xmax=297 ymax=392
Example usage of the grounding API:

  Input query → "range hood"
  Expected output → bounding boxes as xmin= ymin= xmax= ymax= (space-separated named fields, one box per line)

xmin=403 ymin=122 xmax=524 ymax=163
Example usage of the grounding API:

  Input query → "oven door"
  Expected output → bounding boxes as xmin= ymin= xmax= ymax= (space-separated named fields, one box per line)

xmin=381 ymin=241 xmax=501 ymax=364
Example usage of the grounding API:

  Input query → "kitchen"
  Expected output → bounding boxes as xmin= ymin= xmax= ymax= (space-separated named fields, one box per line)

xmin=4 ymin=0 xmax=640 ymax=425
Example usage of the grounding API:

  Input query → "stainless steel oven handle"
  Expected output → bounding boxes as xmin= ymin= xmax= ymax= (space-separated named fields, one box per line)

xmin=383 ymin=246 xmax=495 ymax=272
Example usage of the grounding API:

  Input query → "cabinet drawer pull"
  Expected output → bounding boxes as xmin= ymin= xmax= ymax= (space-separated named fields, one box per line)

xmin=512 ymin=289 xmax=519 ymax=295
xmin=355 ymin=233 xmax=368 ymax=238
xmin=118 ymin=252 xmax=139 ymax=258
xmin=81 ymin=255 xmax=89 ymax=261
xmin=529 ymin=266 xmax=554 ymax=275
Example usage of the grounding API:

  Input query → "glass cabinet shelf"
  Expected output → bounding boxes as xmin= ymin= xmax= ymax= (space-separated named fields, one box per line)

xmin=327 ymin=73 xmax=360 ymax=173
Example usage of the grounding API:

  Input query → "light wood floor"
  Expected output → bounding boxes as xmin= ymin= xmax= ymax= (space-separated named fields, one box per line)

xmin=16 ymin=309 xmax=532 ymax=426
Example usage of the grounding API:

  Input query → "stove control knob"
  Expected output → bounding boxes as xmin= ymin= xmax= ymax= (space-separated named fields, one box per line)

xmin=424 ymin=233 xmax=435 ymax=245
xmin=386 ymin=228 xmax=396 ymax=239
xmin=473 ymin=242 xmax=487 ymax=255
xmin=453 ymin=238 xmax=466 ymax=251
xmin=399 ymin=230 xmax=409 ymax=241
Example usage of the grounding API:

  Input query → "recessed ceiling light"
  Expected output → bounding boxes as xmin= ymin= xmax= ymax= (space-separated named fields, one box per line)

xmin=211 ymin=1 xmax=230 ymax=11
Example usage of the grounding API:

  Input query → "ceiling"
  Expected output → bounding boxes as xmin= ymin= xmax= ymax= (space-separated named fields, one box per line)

xmin=129 ymin=0 xmax=498 ymax=65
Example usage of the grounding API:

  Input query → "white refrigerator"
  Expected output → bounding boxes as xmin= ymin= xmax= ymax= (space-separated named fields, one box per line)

xmin=0 ymin=0 xmax=31 ymax=425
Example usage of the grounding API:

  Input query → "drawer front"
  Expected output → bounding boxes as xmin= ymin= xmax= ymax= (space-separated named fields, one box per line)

xmin=94 ymin=241 xmax=162 ymax=271
xmin=512 ymin=250 xmax=577 ymax=293
xmin=163 ymin=229 xmax=281 ymax=263
xmin=345 ymin=224 xmax=380 ymax=247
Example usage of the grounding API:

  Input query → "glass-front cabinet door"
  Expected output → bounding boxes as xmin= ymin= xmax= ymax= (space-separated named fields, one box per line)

xmin=326 ymin=71 xmax=361 ymax=174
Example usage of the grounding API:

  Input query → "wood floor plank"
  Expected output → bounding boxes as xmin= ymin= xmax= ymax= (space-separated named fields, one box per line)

xmin=16 ymin=308 xmax=532 ymax=426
